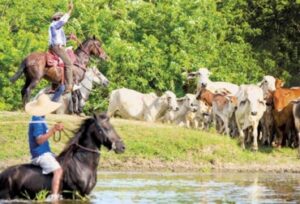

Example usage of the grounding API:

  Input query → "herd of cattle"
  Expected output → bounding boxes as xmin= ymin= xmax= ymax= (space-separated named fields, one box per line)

xmin=107 ymin=68 xmax=300 ymax=155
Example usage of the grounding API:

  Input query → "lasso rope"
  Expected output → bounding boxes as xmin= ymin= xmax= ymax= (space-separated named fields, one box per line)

xmin=0 ymin=120 xmax=76 ymax=142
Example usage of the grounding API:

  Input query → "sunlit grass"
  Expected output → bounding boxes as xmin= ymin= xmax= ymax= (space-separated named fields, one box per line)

xmin=0 ymin=111 xmax=300 ymax=171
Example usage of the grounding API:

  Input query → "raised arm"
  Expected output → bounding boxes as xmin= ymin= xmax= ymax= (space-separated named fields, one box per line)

xmin=53 ymin=1 xmax=73 ymax=30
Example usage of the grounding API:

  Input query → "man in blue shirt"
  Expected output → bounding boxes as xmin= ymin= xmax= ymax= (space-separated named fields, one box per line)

xmin=49 ymin=1 xmax=74 ymax=93
xmin=26 ymin=94 xmax=64 ymax=201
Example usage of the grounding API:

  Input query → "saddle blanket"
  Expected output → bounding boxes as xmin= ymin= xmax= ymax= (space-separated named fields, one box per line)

xmin=46 ymin=47 xmax=77 ymax=68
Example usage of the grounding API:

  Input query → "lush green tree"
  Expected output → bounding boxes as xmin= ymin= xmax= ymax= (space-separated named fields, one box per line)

xmin=0 ymin=0 xmax=297 ymax=112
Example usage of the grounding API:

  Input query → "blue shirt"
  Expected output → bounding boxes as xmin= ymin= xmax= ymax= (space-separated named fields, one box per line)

xmin=28 ymin=116 xmax=51 ymax=159
xmin=48 ymin=13 xmax=70 ymax=46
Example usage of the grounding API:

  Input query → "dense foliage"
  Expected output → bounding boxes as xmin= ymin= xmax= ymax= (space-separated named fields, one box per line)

xmin=0 ymin=0 xmax=299 ymax=112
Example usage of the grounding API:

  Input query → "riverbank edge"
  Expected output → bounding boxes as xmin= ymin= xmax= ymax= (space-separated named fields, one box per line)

xmin=1 ymin=157 xmax=300 ymax=173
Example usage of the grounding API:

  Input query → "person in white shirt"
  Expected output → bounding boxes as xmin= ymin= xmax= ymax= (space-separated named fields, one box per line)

xmin=49 ymin=1 xmax=74 ymax=93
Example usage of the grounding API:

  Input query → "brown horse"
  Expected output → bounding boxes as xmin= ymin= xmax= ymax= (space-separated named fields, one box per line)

xmin=10 ymin=36 xmax=108 ymax=105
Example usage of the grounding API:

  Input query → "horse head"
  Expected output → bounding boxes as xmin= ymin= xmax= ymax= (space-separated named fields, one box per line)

xmin=82 ymin=36 xmax=108 ymax=60
xmin=90 ymin=66 xmax=109 ymax=87
xmin=92 ymin=113 xmax=125 ymax=154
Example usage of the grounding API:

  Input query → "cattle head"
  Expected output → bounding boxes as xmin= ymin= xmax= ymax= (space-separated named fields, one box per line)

xmin=275 ymin=78 xmax=284 ymax=89
xmin=197 ymin=67 xmax=211 ymax=88
xmin=198 ymin=100 xmax=211 ymax=116
xmin=238 ymin=85 xmax=266 ymax=116
xmin=226 ymin=95 xmax=238 ymax=111
xmin=161 ymin=91 xmax=179 ymax=111
xmin=187 ymin=67 xmax=211 ymax=88
xmin=178 ymin=94 xmax=198 ymax=112
xmin=258 ymin=75 xmax=276 ymax=96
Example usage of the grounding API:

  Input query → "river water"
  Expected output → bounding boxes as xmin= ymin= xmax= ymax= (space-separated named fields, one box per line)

xmin=2 ymin=171 xmax=300 ymax=203
xmin=89 ymin=171 xmax=300 ymax=204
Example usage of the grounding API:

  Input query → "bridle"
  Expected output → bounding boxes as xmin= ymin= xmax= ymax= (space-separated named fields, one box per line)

xmin=79 ymin=39 xmax=104 ymax=58
xmin=73 ymin=120 xmax=108 ymax=155
xmin=92 ymin=41 xmax=105 ymax=59
xmin=94 ymin=119 xmax=122 ymax=151
xmin=79 ymin=68 xmax=104 ymax=100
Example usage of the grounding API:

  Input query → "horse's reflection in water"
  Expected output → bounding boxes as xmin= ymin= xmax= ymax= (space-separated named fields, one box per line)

xmin=0 ymin=113 xmax=125 ymax=200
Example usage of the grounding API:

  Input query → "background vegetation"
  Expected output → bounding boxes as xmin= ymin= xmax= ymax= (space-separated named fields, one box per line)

xmin=0 ymin=0 xmax=299 ymax=112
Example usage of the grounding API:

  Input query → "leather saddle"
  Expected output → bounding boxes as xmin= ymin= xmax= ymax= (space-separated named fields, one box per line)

xmin=46 ymin=47 xmax=77 ymax=68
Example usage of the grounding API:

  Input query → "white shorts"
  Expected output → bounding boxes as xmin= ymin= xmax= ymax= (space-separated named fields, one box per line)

xmin=31 ymin=152 xmax=61 ymax=174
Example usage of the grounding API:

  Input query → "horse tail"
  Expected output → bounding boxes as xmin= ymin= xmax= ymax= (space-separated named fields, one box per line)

xmin=10 ymin=60 xmax=26 ymax=83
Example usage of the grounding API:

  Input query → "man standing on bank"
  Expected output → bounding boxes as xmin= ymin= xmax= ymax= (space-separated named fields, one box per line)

xmin=49 ymin=1 xmax=74 ymax=93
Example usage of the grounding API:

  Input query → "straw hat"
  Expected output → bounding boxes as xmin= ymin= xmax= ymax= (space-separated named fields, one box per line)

xmin=52 ymin=12 xmax=64 ymax=20
xmin=25 ymin=94 xmax=61 ymax=116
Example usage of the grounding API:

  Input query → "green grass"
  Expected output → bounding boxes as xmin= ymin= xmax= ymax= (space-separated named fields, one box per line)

xmin=1 ymin=111 xmax=300 ymax=171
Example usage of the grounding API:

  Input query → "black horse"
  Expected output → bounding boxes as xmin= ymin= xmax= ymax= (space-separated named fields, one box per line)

xmin=0 ymin=113 xmax=125 ymax=199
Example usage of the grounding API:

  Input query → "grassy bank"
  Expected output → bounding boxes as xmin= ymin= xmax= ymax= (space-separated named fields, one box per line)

xmin=1 ymin=111 xmax=300 ymax=172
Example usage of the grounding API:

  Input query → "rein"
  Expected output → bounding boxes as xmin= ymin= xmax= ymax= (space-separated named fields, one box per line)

xmin=80 ymin=75 xmax=94 ymax=92
xmin=55 ymin=128 xmax=100 ymax=154
xmin=53 ymin=130 xmax=100 ymax=155
xmin=75 ymin=143 xmax=100 ymax=154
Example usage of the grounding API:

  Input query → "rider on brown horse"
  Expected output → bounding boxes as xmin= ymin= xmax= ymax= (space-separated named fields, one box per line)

xmin=49 ymin=1 xmax=75 ymax=93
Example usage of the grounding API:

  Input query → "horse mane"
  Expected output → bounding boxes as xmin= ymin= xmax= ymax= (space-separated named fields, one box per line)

xmin=74 ymin=37 xmax=100 ymax=55
xmin=57 ymin=117 xmax=94 ymax=159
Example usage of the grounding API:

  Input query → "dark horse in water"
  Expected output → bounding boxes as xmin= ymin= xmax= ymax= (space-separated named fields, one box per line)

xmin=0 ymin=113 xmax=125 ymax=200
xmin=10 ymin=36 xmax=108 ymax=105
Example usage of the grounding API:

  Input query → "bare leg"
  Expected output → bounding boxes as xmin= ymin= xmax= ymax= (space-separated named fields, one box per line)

xmin=52 ymin=168 xmax=63 ymax=195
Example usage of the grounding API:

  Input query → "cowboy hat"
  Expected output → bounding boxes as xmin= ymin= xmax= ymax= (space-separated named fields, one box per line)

xmin=52 ymin=12 xmax=64 ymax=20
xmin=25 ymin=94 xmax=61 ymax=116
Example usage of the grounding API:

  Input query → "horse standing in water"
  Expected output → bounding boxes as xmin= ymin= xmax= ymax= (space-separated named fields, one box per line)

xmin=10 ymin=36 xmax=108 ymax=105
xmin=0 ymin=113 xmax=125 ymax=199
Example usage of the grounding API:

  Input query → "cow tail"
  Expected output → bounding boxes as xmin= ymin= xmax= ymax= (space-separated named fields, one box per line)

xmin=10 ymin=60 xmax=26 ymax=83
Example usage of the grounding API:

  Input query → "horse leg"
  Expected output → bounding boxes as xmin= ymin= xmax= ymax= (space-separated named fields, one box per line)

xmin=77 ymin=90 xmax=84 ymax=114
xmin=0 ymin=189 xmax=11 ymax=199
xmin=22 ymin=78 xmax=39 ymax=106
xmin=21 ymin=77 xmax=31 ymax=106
xmin=71 ymin=92 xmax=78 ymax=114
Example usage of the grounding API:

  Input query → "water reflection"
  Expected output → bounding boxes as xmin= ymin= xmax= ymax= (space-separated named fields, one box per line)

xmin=92 ymin=172 xmax=300 ymax=204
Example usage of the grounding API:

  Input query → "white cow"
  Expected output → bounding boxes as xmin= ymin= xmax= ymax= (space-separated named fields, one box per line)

xmin=187 ymin=100 xmax=212 ymax=130
xmin=107 ymin=88 xmax=179 ymax=122
xmin=188 ymin=67 xmax=239 ymax=95
xmin=292 ymin=99 xmax=300 ymax=157
xmin=235 ymin=85 xmax=266 ymax=150
xmin=258 ymin=75 xmax=276 ymax=97
xmin=161 ymin=94 xmax=198 ymax=127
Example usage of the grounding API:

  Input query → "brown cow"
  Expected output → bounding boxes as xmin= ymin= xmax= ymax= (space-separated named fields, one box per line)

xmin=197 ymin=88 xmax=238 ymax=135
xmin=272 ymin=79 xmax=300 ymax=147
